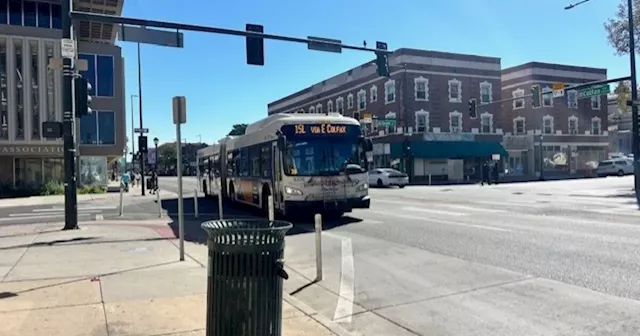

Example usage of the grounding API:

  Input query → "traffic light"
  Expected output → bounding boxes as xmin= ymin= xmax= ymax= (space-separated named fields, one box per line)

xmin=245 ymin=24 xmax=264 ymax=66
xmin=375 ymin=41 xmax=390 ymax=77
xmin=469 ymin=98 xmax=477 ymax=119
xmin=74 ymin=77 xmax=92 ymax=117
xmin=531 ymin=84 xmax=541 ymax=108
xmin=402 ymin=138 xmax=411 ymax=154
xmin=138 ymin=136 xmax=148 ymax=153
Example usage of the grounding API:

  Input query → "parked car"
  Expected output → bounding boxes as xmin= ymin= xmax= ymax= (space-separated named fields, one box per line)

xmin=369 ymin=168 xmax=409 ymax=188
xmin=596 ymin=159 xmax=634 ymax=177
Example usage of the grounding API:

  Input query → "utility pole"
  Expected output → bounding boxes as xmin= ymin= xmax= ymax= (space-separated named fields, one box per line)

xmin=137 ymin=42 xmax=146 ymax=196
xmin=62 ymin=0 xmax=78 ymax=230
xmin=627 ymin=0 xmax=640 ymax=202
xmin=130 ymin=94 xmax=137 ymax=156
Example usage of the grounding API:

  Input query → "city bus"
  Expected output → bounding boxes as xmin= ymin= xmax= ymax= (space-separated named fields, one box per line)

xmin=197 ymin=112 xmax=373 ymax=218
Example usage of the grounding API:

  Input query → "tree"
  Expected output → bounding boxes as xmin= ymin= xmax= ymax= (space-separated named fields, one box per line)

xmin=615 ymin=81 xmax=632 ymax=113
xmin=604 ymin=0 xmax=640 ymax=55
xmin=228 ymin=123 xmax=248 ymax=136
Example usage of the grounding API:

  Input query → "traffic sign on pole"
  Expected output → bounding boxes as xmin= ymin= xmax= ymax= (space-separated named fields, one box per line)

xmin=61 ymin=38 xmax=76 ymax=59
xmin=552 ymin=82 xmax=565 ymax=98
xmin=578 ymin=85 xmax=611 ymax=99
xmin=134 ymin=127 xmax=149 ymax=133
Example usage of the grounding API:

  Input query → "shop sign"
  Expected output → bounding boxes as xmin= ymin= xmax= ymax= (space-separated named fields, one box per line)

xmin=0 ymin=145 xmax=64 ymax=155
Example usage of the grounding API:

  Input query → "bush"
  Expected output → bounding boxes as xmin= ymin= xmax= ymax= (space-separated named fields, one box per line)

xmin=78 ymin=185 xmax=107 ymax=194
xmin=41 ymin=181 xmax=65 ymax=196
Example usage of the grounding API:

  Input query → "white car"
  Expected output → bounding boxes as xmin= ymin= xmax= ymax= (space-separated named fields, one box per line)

xmin=596 ymin=159 xmax=634 ymax=177
xmin=369 ymin=168 xmax=409 ymax=188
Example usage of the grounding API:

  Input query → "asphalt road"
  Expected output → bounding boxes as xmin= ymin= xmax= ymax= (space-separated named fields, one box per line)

xmin=155 ymin=175 xmax=640 ymax=335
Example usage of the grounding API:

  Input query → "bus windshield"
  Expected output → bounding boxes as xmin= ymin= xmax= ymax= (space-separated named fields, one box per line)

xmin=283 ymin=138 xmax=362 ymax=176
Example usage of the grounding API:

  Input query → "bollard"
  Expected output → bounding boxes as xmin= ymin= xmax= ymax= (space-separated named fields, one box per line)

xmin=314 ymin=213 xmax=323 ymax=281
xmin=194 ymin=188 xmax=199 ymax=218
xmin=217 ymin=189 xmax=224 ymax=219
xmin=157 ymin=188 xmax=162 ymax=218
xmin=428 ymin=174 xmax=432 ymax=185
xmin=268 ymin=195 xmax=274 ymax=221
xmin=119 ymin=185 xmax=124 ymax=217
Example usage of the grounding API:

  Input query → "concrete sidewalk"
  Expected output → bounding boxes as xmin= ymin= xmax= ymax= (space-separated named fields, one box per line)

xmin=0 ymin=220 xmax=348 ymax=336
xmin=0 ymin=185 xmax=179 ymax=209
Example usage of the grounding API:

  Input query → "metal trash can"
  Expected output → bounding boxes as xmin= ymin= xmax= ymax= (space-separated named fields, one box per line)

xmin=201 ymin=219 xmax=293 ymax=336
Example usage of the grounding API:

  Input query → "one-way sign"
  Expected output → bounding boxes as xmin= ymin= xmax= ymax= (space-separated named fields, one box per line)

xmin=134 ymin=128 xmax=149 ymax=133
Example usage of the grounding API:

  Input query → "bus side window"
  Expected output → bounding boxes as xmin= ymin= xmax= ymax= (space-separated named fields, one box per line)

xmin=261 ymin=144 xmax=271 ymax=178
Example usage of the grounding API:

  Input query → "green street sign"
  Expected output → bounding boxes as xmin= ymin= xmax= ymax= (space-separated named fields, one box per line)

xmin=577 ymin=85 xmax=610 ymax=99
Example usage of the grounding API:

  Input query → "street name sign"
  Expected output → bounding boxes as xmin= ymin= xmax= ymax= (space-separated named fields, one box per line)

xmin=134 ymin=127 xmax=149 ymax=133
xmin=578 ymin=85 xmax=610 ymax=99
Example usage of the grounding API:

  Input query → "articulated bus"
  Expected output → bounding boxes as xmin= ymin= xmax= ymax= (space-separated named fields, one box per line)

xmin=197 ymin=112 xmax=374 ymax=218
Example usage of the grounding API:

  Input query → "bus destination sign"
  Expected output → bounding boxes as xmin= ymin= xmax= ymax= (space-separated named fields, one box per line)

xmin=282 ymin=123 xmax=358 ymax=137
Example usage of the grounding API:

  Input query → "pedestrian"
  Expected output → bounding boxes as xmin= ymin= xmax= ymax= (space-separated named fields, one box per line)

xmin=481 ymin=161 xmax=490 ymax=186
xmin=121 ymin=171 xmax=130 ymax=192
xmin=492 ymin=162 xmax=500 ymax=184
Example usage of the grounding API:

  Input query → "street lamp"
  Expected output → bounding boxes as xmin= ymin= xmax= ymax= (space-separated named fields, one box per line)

xmin=566 ymin=0 xmax=640 ymax=201
xmin=153 ymin=137 xmax=159 ymax=173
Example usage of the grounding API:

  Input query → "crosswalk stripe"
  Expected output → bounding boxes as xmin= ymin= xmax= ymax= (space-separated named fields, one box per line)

xmin=0 ymin=213 xmax=95 ymax=221
xmin=36 ymin=206 xmax=115 ymax=212
xmin=9 ymin=210 xmax=102 ymax=217
xmin=401 ymin=206 xmax=467 ymax=217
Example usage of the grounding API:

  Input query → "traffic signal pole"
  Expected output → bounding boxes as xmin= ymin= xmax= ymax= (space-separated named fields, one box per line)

xmin=62 ymin=0 xmax=78 ymax=230
xmin=626 ymin=0 xmax=640 ymax=203
xmin=137 ymin=42 xmax=145 ymax=196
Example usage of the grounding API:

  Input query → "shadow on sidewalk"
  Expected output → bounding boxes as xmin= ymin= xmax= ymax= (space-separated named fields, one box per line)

xmin=0 ymin=260 xmax=180 ymax=301
xmin=159 ymin=196 xmax=362 ymax=245
xmin=0 ymin=236 xmax=173 ymax=251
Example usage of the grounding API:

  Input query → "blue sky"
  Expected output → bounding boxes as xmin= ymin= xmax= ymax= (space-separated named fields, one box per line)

xmin=119 ymin=0 xmax=627 ymax=156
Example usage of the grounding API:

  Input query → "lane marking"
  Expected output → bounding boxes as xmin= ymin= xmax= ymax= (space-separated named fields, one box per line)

xmin=401 ymin=206 xmax=467 ymax=217
xmin=333 ymin=236 xmax=355 ymax=323
xmin=10 ymin=210 xmax=102 ymax=217
xmin=442 ymin=204 xmax=506 ymax=214
xmin=0 ymin=213 xmax=94 ymax=221
xmin=40 ymin=206 xmax=116 ymax=212
xmin=367 ymin=210 xmax=511 ymax=232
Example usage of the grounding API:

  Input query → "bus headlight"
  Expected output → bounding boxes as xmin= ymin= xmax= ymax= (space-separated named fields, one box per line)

xmin=356 ymin=183 xmax=368 ymax=192
xmin=284 ymin=186 xmax=303 ymax=195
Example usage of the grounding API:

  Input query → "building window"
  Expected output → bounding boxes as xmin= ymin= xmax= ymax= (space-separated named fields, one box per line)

xmin=51 ymin=3 xmax=61 ymax=29
xmin=542 ymin=87 xmax=553 ymax=107
xmin=512 ymin=89 xmax=525 ymax=110
xmin=316 ymin=103 xmax=322 ymax=114
xmin=80 ymin=110 xmax=115 ymax=145
xmin=448 ymin=78 xmax=462 ymax=103
xmin=44 ymin=41 xmax=56 ymax=123
xmin=542 ymin=115 xmax=554 ymax=134
xmin=23 ymin=1 xmax=36 ymax=27
xmin=449 ymin=110 xmax=462 ymax=133
xmin=513 ymin=117 xmax=525 ymax=135
xmin=14 ymin=39 xmax=24 ymax=140
xmin=29 ymin=40 xmax=39 ymax=140
xmin=347 ymin=93 xmax=354 ymax=109
xmin=370 ymin=85 xmax=377 ymax=102
xmin=480 ymin=112 xmax=493 ymax=133
xmin=415 ymin=76 xmax=428 ymax=101
xmin=309 ymin=106 xmax=315 ymax=114
xmin=336 ymin=97 xmax=344 ymax=114
xmin=568 ymin=115 xmax=578 ymax=135
xmin=0 ymin=38 xmax=7 ymax=140
xmin=0 ymin=0 xmax=6 ymax=25
xmin=384 ymin=79 xmax=396 ymax=104
xmin=480 ymin=81 xmax=492 ymax=104
xmin=78 ymin=53 xmax=114 ymax=97
xmin=327 ymin=100 xmax=333 ymax=112
xmin=357 ymin=89 xmax=366 ymax=111
xmin=591 ymin=117 xmax=602 ymax=135
xmin=591 ymin=96 xmax=601 ymax=110
xmin=415 ymin=110 xmax=429 ymax=133
xmin=9 ymin=0 xmax=21 ymax=25
xmin=37 ymin=2 xmax=50 ymax=28
xmin=567 ymin=90 xmax=578 ymax=108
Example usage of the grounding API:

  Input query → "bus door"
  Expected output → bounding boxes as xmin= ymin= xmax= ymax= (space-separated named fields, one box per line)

xmin=272 ymin=142 xmax=282 ymax=209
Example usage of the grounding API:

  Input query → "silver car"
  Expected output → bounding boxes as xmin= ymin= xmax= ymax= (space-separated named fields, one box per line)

xmin=596 ymin=159 xmax=634 ymax=177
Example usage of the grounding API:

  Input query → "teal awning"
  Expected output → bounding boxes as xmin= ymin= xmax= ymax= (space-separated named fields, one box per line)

xmin=391 ymin=141 xmax=508 ymax=160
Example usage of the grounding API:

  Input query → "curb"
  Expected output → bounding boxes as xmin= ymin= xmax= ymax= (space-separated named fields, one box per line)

xmin=283 ymin=293 xmax=359 ymax=336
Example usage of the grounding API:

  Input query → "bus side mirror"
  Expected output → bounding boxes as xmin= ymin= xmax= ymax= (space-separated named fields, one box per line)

xmin=277 ymin=135 xmax=287 ymax=151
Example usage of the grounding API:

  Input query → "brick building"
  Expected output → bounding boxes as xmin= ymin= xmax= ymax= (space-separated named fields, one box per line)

xmin=501 ymin=62 xmax=609 ymax=179
xmin=267 ymin=48 xmax=508 ymax=183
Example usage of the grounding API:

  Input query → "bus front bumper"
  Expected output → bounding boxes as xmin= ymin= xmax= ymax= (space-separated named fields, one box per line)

xmin=285 ymin=196 xmax=370 ymax=214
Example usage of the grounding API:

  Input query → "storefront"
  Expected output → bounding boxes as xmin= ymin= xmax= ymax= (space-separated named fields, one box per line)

xmin=0 ymin=144 xmax=109 ymax=188
xmin=0 ymin=144 xmax=65 ymax=187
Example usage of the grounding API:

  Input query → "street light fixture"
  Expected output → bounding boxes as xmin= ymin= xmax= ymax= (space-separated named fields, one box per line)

xmin=565 ymin=0 xmax=640 ymax=202
xmin=153 ymin=137 xmax=159 ymax=173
